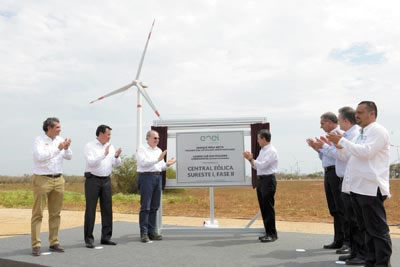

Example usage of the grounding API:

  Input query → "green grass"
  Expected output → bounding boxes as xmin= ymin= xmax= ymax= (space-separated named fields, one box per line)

xmin=0 ymin=190 xmax=191 ymax=208
xmin=112 ymin=193 xmax=141 ymax=203
xmin=0 ymin=190 xmax=34 ymax=208
xmin=0 ymin=190 xmax=87 ymax=208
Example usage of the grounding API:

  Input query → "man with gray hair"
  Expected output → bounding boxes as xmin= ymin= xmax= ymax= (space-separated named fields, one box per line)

xmin=136 ymin=130 xmax=176 ymax=243
xmin=306 ymin=112 xmax=345 ymax=249
xmin=31 ymin=117 xmax=72 ymax=256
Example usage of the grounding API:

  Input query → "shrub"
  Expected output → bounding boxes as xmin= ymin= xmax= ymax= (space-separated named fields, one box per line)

xmin=166 ymin=167 xmax=176 ymax=179
xmin=111 ymin=155 xmax=138 ymax=194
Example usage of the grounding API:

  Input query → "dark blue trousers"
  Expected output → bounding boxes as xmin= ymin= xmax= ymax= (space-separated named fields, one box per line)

xmin=138 ymin=173 xmax=162 ymax=235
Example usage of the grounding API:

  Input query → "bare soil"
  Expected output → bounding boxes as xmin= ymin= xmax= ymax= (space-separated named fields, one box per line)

xmin=1 ymin=208 xmax=399 ymax=240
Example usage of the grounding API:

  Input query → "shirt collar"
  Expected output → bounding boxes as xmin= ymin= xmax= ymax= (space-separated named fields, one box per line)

xmin=261 ymin=143 xmax=271 ymax=150
xmin=362 ymin=121 xmax=376 ymax=133
xmin=43 ymin=134 xmax=54 ymax=141
xmin=95 ymin=139 xmax=107 ymax=146
xmin=329 ymin=126 xmax=340 ymax=134
xmin=145 ymin=143 xmax=158 ymax=150
xmin=344 ymin=125 xmax=358 ymax=137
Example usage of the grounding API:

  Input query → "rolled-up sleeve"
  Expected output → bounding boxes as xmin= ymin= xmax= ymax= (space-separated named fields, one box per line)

xmin=112 ymin=156 xmax=122 ymax=167
xmin=63 ymin=148 xmax=73 ymax=160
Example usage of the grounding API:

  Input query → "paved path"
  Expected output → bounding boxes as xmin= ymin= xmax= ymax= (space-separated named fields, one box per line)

xmin=0 ymin=221 xmax=399 ymax=267
xmin=1 ymin=208 xmax=400 ymax=239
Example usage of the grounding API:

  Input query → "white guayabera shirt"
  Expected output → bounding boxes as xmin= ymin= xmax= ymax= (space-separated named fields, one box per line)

xmin=33 ymin=134 xmax=72 ymax=175
xmin=136 ymin=144 xmax=167 ymax=172
xmin=84 ymin=139 xmax=121 ymax=177
xmin=335 ymin=124 xmax=361 ymax=194
xmin=339 ymin=122 xmax=391 ymax=197
xmin=253 ymin=144 xmax=279 ymax=176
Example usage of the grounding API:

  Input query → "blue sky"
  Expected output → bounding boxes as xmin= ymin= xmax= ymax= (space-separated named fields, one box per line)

xmin=1 ymin=0 xmax=400 ymax=176
xmin=330 ymin=43 xmax=386 ymax=65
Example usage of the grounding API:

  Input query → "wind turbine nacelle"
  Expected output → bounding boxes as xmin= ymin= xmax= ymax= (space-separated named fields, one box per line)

xmin=133 ymin=80 xmax=149 ymax=88
xmin=140 ymin=81 xmax=148 ymax=88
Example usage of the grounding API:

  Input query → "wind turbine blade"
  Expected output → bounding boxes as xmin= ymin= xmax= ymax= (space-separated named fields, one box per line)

xmin=135 ymin=19 xmax=155 ymax=80
xmin=136 ymin=83 xmax=161 ymax=118
xmin=89 ymin=82 xmax=135 ymax=104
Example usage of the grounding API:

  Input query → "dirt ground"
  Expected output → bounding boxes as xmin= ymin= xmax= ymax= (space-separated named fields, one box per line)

xmin=1 ymin=208 xmax=399 ymax=240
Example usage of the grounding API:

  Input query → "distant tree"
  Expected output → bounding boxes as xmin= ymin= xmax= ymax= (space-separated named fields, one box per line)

xmin=390 ymin=163 xmax=400 ymax=178
xmin=306 ymin=171 xmax=324 ymax=179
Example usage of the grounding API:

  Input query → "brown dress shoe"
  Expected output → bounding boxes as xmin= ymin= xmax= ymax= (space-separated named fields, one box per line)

xmin=49 ymin=244 xmax=65 ymax=252
xmin=32 ymin=247 xmax=41 ymax=256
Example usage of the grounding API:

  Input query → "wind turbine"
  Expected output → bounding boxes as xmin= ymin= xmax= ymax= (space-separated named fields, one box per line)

xmin=90 ymin=19 xmax=161 ymax=149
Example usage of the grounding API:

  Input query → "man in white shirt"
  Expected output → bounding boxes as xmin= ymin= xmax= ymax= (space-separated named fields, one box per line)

xmin=335 ymin=107 xmax=366 ymax=264
xmin=136 ymin=130 xmax=176 ymax=243
xmin=243 ymin=129 xmax=278 ymax=243
xmin=327 ymin=101 xmax=392 ymax=267
xmin=31 ymin=117 xmax=72 ymax=256
xmin=306 ymin=112 xmax=345 ymax=249
xmin=83 ymin=125 xmax=122 ymax=248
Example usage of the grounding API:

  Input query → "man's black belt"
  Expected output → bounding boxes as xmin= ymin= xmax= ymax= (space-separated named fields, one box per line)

xmin=324 ymin=165 xmax=335 ymax=172
xmin=138 ymin=172 xmax=161 ymax=175
xmin=258 ymin=174 xmax=275 ymax=180
xmin=41 ymin=174 xmax=62 ymax=178
xmin=85 ymin=172 xmax=109 ymax=179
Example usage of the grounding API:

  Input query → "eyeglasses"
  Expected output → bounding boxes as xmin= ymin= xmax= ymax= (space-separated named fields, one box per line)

xmin=153 ymin=137 xmax=160 ymax=140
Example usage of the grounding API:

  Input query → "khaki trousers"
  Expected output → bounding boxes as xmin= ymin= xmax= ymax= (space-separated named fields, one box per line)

xmin=31 ymin=174 xmax=65 ymax=248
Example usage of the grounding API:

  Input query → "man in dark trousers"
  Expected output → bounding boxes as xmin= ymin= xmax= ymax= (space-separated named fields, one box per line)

xmin=83 ymin=125 xmax=122 ymax=248
xmin=328 ymin=101 xmax=392 ymax=266
xmin=243 ymin=129 xmax=278 ymax=242
xmin=306 ymin=112 xmax=345 ymax=249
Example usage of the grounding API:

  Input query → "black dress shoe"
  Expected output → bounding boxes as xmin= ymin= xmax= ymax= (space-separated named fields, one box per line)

xmin=49 ymin=244 xmax=65 ymax=252
xmin=345 ymin=257 xmax=365 ymax=265
xmin=258 ymin=235 xmax=266 ymax=240
xmin=338 ymin=254 xmax=354 ymax=261
xmin=141 ymin=234 xmax=150 ymax=243
xmin=148 ymin=232 xmax=163 ymax=241
xmin=260 ymin=235 xmax=277 ymax=243
xmin=86 ymin=242 xmax=95 ymax=248
xmin=323 ymin=241 xmax=342 ymax=249
xmin=101 ymin=240 xmax=117 ymax=245
xmin=32 ymin=247 xmax=41 ymax=256
xmin=336 ymin=244 xmax=351 ymax=254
